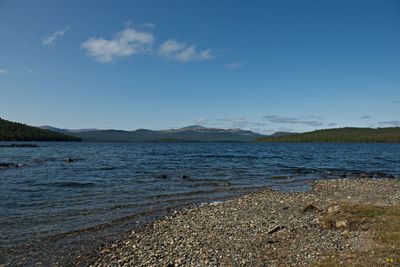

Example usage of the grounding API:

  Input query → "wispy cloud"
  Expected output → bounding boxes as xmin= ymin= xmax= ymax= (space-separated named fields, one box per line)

xmin=194 ymin=117 xmax=270 ymax=132
xmin=309 ymin=115 xmax=323 ymax=120
xmin=360 ymin=115 xmax=372 ymax=120
xmin=262 ymin=115 xmax=324 ymax=127
xmin=378 ymin=120 xmax=400 ymax=127
xmin=327 ymin=123 xmax=337 ymax=127
xmin=0 ymin=68 xmax=8 ymax=75
xmin=254 ymin=122 xmax=269 ymax=127
xmin=125 ymin=20 xmax=155 ymax=29
xmin=194 ymin=118 xmax=209 ymax=125
xmin=194 ymin=115 xmax=326 ymax=133
xmin=42 ymin=25 xmax=71 ymax=46
xmin=278 ymin=127 xmax=295 ymax=132
xmin=159 ymin=39 xmax=213 ymax=63
xmin=193 ymin=116 xmax=330 ymax=134
xmin=392 ymin=100 xmax=400 ymax=104
xmin=81 ymin=26 xmax=154 ymax=63
xmin=138 ymin=23 xmax=156 ymax=29
xmin=214 ymin=117 xmax=251 ymax=128
xmin=225 ymin=61 xmax=244 ymax=69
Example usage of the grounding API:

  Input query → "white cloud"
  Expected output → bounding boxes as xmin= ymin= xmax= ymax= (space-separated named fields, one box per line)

xmin=225 ymin=62 xmax=244 ymax=69
xmin=159 ymin=39 xmax=186 ymax=56
xmin=138 ymin=23 xmax=156 ymax=29
xmin=42 ymin=25 xmax=71 ymax=46
xmin=0 ymin=68 xmax=8 ymax=75
xmin=159 ymin=39 xmax=213 ymax=63
xmin=277 ymin=127 xmax=295 ymax=132
xmin=379 ymin=120 xmax=400 ymax=127
xmin=81 ymin=27 xmax=154 ymax=63
xmin=263 ymin=115 xmax=324 ymax=127
xmin=195 ymin=118 xmax=209 ymax=125
xmin=196 ymin=117 xmax=269 ymax=130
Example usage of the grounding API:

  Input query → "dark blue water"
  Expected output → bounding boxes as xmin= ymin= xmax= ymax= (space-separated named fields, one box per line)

xmin=1 ymin=142 xmax=400 ymax=264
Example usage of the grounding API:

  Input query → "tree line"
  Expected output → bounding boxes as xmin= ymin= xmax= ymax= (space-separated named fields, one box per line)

xmin=257 ymin=127 xmax=400 ymax=143
xmin=0 ymin=118 xmax=81 ymax=141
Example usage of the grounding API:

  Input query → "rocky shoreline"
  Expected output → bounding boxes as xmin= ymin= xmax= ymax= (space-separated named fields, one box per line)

xmin=90 ymin=178 xmax=400 ymax=267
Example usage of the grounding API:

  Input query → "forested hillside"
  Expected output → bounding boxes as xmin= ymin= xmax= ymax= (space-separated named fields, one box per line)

xmin=0 ymin=118 xmax=82 ymax=141
xmin=257 ymin=127 xmax=400 ymax=143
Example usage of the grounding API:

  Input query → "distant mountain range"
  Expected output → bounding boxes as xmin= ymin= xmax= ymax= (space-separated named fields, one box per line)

xmin=40 ymin=125 xmax=269 ymax=142
xmin=40 ymin=126 xmax=100 ymax=133
xmin=4 ymin=118 xmax=400 ymax=143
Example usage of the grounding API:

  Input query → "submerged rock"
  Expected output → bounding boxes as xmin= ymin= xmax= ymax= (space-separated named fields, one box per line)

xmin=0 ymin=162 xmax=21 ymax=169
xmin=66 ymin=158 xmax=78 ymax=163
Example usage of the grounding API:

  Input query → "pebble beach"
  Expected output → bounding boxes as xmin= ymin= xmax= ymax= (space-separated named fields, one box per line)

xmin=90 ymin=178 xmax=400 ymax=266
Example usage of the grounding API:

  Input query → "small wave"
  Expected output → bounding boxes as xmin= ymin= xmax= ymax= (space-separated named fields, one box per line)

xmin=272 ymin=178 xmax=297 ymax=184
xmin=269 ymin=175 xmax=290 ymax=179
xmin=201 ymin=155 xmax=261 ymax=159
xmin=188 ymin=182 xmax=232 ymax=188
xmin=98 ymin=166 xmax=119 ymax=171
xmin=52 ymin=182 xmax=96 ymax=188
xmin=182 ymin=177 xmax=232 ymax=185
xmin=149 ymin=186 xmax=265 ymax=199
xmin=199 ymin=200 xmax=224 ymax=207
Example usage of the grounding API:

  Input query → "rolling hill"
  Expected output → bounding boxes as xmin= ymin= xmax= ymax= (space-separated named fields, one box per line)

xmin=257 ymin=127 xmax=400 ymax=143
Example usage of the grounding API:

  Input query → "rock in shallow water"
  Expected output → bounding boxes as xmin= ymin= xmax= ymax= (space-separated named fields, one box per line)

xmin=0 ymin=162 xmax=21 ymax=169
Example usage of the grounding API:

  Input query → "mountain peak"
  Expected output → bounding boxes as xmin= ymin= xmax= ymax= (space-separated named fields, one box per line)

xmin=179 ymin=125 xmax=206 ymax=130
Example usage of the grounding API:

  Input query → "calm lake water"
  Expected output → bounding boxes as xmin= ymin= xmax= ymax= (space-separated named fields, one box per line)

xmin=1 ymin=142 xmax=400 ymax=264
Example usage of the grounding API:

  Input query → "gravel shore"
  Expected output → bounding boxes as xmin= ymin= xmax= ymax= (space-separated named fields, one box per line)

xmin=91 ymin=178 xmax=400 ymax=266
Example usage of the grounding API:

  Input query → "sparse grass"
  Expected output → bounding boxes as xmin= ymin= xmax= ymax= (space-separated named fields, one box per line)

xmin=314 ymin=204 xmax=400 ymax=266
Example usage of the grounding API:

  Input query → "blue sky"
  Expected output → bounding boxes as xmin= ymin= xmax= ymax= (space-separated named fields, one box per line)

xmin=0 ymin=0 xmax=399 ymax=133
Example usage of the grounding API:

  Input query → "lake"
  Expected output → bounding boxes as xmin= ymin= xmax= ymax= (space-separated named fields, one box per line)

xmin=1 ymin=142 xmax=399 ymax=264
